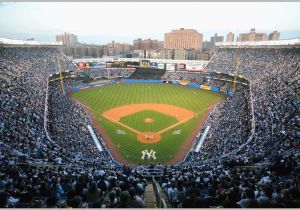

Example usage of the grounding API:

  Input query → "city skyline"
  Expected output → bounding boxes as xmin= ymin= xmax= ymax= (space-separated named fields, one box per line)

xmin=1 ymin=2 xmax=300 ymax=45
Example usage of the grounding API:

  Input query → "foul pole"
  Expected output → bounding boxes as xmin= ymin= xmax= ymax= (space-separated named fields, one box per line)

xmin=232 ymin=48 xmax=240 ymax=92
xmin=57 ymin=57 xmax=65 ymax=93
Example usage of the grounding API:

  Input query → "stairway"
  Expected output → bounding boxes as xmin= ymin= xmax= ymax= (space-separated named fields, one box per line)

xmin=144 ymin=184 xmax=157 ymax=208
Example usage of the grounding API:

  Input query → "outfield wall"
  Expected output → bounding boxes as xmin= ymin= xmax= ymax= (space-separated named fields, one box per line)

xmin=123 ymin=79 xmax=230 ymax=95
xmin=67 ymin=79 xmax=234 ymax=97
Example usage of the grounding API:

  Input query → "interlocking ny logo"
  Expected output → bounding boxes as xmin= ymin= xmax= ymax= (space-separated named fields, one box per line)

xmin=141 ymin=149 xmax=157 ymax=160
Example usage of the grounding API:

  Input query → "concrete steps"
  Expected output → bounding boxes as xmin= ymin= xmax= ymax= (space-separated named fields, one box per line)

xmin=144 ymin=184 xmax=157 ymax=208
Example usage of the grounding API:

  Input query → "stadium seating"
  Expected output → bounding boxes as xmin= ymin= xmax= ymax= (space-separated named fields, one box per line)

xmin=0 ymin=46 xmax=299 ymax=208
xmin=129 ymin=68 xmax=166 ymax=80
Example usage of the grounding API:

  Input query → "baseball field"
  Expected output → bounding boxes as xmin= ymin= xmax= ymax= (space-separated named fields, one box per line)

xmin=71 ymin=83 xmax=225 ymax=165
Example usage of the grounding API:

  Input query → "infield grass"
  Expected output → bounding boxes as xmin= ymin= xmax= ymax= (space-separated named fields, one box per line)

xmin=71 ymin=83 xmax=225 ymax=164
xmin=120 ymin=110 xmax=178 ymax=133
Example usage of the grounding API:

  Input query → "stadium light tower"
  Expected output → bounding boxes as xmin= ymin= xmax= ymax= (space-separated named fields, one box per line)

xmin=57 ymin=57 xmax=65 ymax=93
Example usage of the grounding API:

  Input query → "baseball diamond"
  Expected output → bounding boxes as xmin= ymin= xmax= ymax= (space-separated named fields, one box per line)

xmin=72 ymin=83 xmax=225 ymax=164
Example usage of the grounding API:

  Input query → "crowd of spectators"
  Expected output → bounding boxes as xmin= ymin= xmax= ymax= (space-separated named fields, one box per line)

xmin=0 ymin=47 xmax=70 ymax=160
xmin=161 ymin=71 xmax=243 ymax=93
xmin=162 ymin=71 xmax=206 ymax=83
xmin=162 ymin=47 xmax=299 ymax=168
xmin=1 ymin=46 xmax=299 ymax=208
xmin=83 ymin=68 xmax=135 ymax=79
xmin=198 ymin=84 xmax=251 ymax=160
xmin=160 ymin=153 xmax=300 ymax=208
xmin=0 ymin=46 xmax=114 ymax=167
xmin=205 ymin=48 xmax=300 ymax=164
xmin=0 ymin=154 xmax=147 ymax=208
xmin=47 ymin=78 xmax=112 ymax=166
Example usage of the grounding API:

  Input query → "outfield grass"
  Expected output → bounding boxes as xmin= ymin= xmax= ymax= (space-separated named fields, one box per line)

xmin=71 ymin=83 xmax=225 ymax=164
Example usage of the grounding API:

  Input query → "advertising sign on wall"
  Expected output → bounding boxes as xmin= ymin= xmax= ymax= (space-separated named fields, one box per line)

xmin=150 ymin=62 xmax=158 ymax=69
xmin=85 ymin=62 xmax=90 ymax=68
xmin=176 ymin=63 xmax=186 ymax=71
xmin=186 ymin=63 xmax=204 ymax=71
xmin=140 ymin=60 xmax=150 ymax=68
xmin=77 ymin=62 xmax=85 ymax=69
xmin=157 ymin=63 xmax=165 ymax=70
xmin=166 ymin=63 xmax=176 ymax=71
xmin=98 ymin=62 xmax=106 ymax=68
xmin=106 ymin=62 xmax=112 ymax=68
xmin=200 ymin=85 xmax=211 ymax=90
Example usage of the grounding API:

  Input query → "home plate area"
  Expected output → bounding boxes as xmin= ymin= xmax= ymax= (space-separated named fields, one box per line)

xmin=137 ymin=132 xmax=161 ymax=144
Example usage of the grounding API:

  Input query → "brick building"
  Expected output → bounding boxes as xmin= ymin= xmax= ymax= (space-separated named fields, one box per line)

xmin=164 ymin=28 xmax=203 ymax=51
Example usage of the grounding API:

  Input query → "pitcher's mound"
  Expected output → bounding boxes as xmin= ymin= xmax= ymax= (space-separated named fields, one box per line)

xmin=144 ymin=118 xmax=154 ymax=123
xmin=137 ymin=132 xmax=161 ymax=144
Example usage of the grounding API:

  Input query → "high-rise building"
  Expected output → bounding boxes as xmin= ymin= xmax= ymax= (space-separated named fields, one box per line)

xmin=196 ymin=52 xmax=210 ymax=61
xmin=56 ymin=32 xmax=78 ymax=46
xmin=159 ymin=49 xmax=174 ymax=59
xmin=61 ymin=44 xmax=104 ymax=59
xmin=226 ymin=32 xmax=235 ymax=42
xmin=202 ymin=41 xmax=213 ymax=51
xmin=269 ymin=31 xmax=280 ymax=40
xmin=158 ymin=41 xmax=164 ymax=49
xmin=238 ymin=28 xmax=268 ymax=42
xmin=164 ymin=28 xmax=203 ymax=51
xmin=105 ymin=41 xmax=133 ymax=57
xmin=210 ymin=33 xmax=224 ymax=45
xmin=174 ymin=49 xmax=189 ymax=60
xmin=133 ymin=38 xmax=159 ymax=50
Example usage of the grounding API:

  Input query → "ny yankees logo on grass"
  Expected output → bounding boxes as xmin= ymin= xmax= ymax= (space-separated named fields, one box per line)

xmin=141 ymin=149 xmax=157 ymax=160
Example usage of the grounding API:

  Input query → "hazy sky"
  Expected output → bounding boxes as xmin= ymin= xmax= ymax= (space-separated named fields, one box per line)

xmin=1 ymin=2 xmax=300 ymax=44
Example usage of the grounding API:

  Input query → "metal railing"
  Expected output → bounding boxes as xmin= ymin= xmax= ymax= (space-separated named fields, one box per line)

xmin=43 ymin=78 xmax=56 ymax=145
xmin=142 ymin=168 xmax=164 ymax=178
xmin=152 ymin=176 xmax=167 ymax=208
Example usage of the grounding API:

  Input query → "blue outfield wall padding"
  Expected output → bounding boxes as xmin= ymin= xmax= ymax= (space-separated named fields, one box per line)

xmin=71 ymin=87 xmax=81 ymax=91
xmin=211 ymin=86 xmax=220 ymax=92
xmin=71 ymin=84 xmax=94 ymax=91
xmin=187 ymin=83 xmax=201 ymax=88
xmin=169 ymin=81 xmax=181 ymax=85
